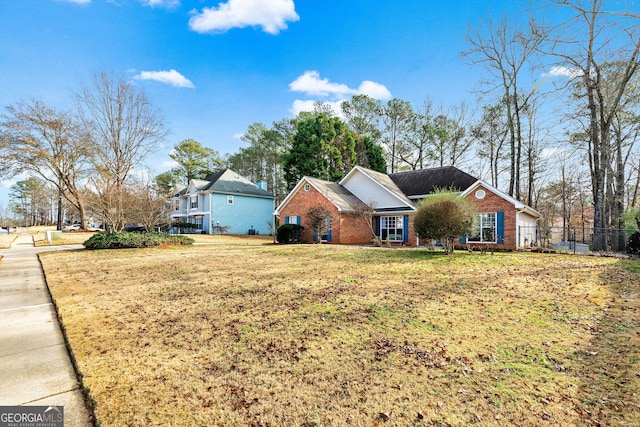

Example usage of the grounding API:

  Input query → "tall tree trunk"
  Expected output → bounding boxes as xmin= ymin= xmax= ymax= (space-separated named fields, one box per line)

xmin=506 ymin=93 xmax=516 ymax=197
xmin=513 ymin=88 xmax=523 ymax=200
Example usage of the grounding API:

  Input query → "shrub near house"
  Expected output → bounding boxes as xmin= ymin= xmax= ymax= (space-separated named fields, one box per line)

xmin=414 ymin=192 xmax=475 ymax=254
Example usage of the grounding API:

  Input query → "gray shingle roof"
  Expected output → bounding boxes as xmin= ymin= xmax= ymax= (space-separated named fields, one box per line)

xmin=389 ymin=166 xmax=477 ymax=198
xmin=306 ymin=177 xmax=366 ymax=212
xmin=204 ymin=169 xmax=274 ymax=198
xmin=172 ymin=169 xmax=274 ymax=198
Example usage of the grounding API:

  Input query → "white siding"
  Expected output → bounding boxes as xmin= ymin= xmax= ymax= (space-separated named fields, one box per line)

xmin=343 ymin=172 xmax=405 ymax=209
xmin=517 ymin=212 xmax=538 ymax=248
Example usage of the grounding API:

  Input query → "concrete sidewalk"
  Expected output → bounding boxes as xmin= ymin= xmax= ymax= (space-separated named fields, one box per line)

xmin=0 ymin=232 xmax=92 ymax=426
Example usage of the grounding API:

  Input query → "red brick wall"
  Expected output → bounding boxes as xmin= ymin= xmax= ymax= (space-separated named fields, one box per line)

xmin=340 ymin=213 xmax=374 ymax=244
xmin=459 ymin=185 xmax=516 ymax=250
xmin=279 ymin=184 xmax=337 ymax=243
xmin=406 ymin=217 xmax=417 ymax=246
xmin=279 ymin=182 xmax=382 ymax=244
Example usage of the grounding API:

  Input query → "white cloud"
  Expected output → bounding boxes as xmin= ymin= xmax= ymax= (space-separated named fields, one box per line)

xmin=289 ymin=71 xmax=352 ymax=97
xmin=133 ymin=69 xmax=195 ymax=88
xmin=289 ymin=71 xmax=391 ymax=117
xmin=357 ymin=80 xmax=392 ymax=100
xmin=543 ymin=65 xmax=584 ymax=79
xmin=62 ymin=0 xmax=91 ymax=4
xmin=141 ymin=0 xmax=180 ymax=8
xmin=291 ymin=99 xmax=316 ymax=116
xmin=189 ymin=0 xmax=299 ymax=35
xmin=289 ymin=71 xmax=391 ymax=100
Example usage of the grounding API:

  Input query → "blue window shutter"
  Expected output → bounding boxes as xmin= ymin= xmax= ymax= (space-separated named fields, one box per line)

xmin=497 ymin=211 xmax=505 ymax=244
xmin=403 ymin=215 xmax=409 ymax=242
xmin=296 ymin=215 xmax=301 ymax=225
xmin=460 ymin=236 xmax=467 ymax=244
xmin=375 ymin=216 xmax=380 ymax=236
xmin=285 ymin=216 xmax=289 ymax=224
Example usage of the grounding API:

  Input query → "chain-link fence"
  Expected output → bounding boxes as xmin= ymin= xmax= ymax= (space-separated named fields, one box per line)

xmin=519 ymin=225 xmax=636 ymax=253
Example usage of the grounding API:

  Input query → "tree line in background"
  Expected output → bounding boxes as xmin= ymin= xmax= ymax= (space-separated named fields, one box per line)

xmin=1 ymin=1 xmax=639 ymax=250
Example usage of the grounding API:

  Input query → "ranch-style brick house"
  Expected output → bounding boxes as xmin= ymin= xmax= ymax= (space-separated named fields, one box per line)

xmin=274 ymin=166 xmax=541 ymax=250
xmin=169 ymin=169 xmax=275 ymax=235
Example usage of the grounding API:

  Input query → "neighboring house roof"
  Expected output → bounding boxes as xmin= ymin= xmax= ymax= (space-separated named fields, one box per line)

xmin=171 ymin=184 xmax=188 ymax=197
xmin=204 ymin=169 xmax=274 ymax=198
xmin=274 ymin=176 xmax=365 ymax=215
xmin=172 ymin=169 xmax=274 ymax=198
xmin=191 ymin=179 xmax=211 ymax=192
xmin=461 ymin=180 xmax=542 ymax=219
xmin=389 ymin=166 xmax=477 ymax=199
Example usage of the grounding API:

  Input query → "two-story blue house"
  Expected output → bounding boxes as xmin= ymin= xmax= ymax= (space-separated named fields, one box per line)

xmin=169 ymin=169 xmax=275 ymax=235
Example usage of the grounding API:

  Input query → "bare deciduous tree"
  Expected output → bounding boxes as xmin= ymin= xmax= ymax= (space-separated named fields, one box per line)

xmin=128 ymin=172 xmax=171 ymax=232
xmin=353 ymin=202 xmax=377 ymax=242
xmin=0 ymin=99 xmax=91 ymax=229
xmin=77 ymin=72 xmax=168 ymax=189
xmin=471 ymin=102 xmax=509 ymax=188
xmin=464 ymin=15 xmax=546 ymax=199
xmin=382 ymin=99 xmax=414 ymax=173
xmin=77 ymin=72 xmax=169 ymax=230
xmin=541 ymin=0 xmax=640 ymax=249
xmin=306 ymin=204 xmax=332 ymax=243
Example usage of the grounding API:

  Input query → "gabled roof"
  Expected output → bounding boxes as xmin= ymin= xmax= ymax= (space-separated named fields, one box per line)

xmin=191 ymin=179 xmax=212 ymax=192
xmin=461 ymin=180 xmax=542 ymax=219
xmin=171 ymin=184 xmax=188 ymax=197
xmin=274 ymin=176 xmax=365 ymax=215
xmin=173 ymin=169 xmax=274 ymax=198
xmin=389 ymin=166 xmax=477 ymax=199
xmin=340 ymin=166 xmax=416 ymax=211
xmin=307 ymin=177 xmax=367 ymax=212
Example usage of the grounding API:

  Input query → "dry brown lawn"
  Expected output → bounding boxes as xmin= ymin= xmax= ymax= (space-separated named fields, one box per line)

xmin=40 ymin=242 xmax=640 ymax=426
xmin=32 ymin=231 xmax=273 ymax=247
xmin=32 ymin=231 xmax=96 ymax=246
xmin=0 ymin=232 xmax=18 ymax=249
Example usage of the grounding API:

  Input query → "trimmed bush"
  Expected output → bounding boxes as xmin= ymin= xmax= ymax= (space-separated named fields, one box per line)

xmin=276 ymin=224 xmax=304 ymax=244
xmin=414 ymin=191 xmax=475 ymax=254
xmin=83 ymin=232 xmax=194 ymax=250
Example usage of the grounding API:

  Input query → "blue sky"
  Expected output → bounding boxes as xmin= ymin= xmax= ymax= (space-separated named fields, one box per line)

xmin=0 ymin=0 xmax=533 ymax=208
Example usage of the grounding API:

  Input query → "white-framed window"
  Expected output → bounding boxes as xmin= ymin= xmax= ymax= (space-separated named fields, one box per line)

xmin=227 ymin=195 xmax=234 ymax=205
xmin=190 ymin=195 xmax=198 ymax=209
xmin=380 ymin=216 xmax=404 ymax=241
xmin=173 ymin=199 xmax=180 ymax=211
xmin=468 ymin=212 xmax=496 ymax=243
xmin=286 ymin=215 xmax=299 ymax=225
xmin=193 ymin=217 xmax=203 ymax=230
